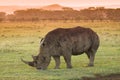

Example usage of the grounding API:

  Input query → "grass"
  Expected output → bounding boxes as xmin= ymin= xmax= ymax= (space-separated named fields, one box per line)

xmin=0 ymin=20 xmax=120 ymax=80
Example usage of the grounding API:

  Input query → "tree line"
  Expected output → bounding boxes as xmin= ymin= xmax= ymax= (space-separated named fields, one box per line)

xmin=0 ymin=7 xmax=120 ymax=22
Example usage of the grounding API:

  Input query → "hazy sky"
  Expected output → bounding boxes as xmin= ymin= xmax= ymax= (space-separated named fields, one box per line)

xmin=0 ymin=0 xmax=119 ymax=7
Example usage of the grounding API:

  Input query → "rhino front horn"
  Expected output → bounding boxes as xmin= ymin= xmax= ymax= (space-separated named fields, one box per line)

xmin=21 ymin=58 xmax=35 ymax=67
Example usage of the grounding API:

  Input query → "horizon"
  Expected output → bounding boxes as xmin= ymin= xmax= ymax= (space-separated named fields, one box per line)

xmin=0 ymin=3 xmax=119 ymax=14
xmin=0 ymin=3 xmax=120 ymax=8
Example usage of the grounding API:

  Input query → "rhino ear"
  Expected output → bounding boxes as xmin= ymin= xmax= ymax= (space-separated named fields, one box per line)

xmin=40 ymin=38 xmax=44 ymax=42
xmin=40 ymin=38 xmax=44 ymax=44
xmin=40 ymin=38 xmax=45 ymax=46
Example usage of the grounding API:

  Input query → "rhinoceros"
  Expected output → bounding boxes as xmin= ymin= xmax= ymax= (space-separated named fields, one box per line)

xmin=21 ymin=26 xmax=100 ymax=70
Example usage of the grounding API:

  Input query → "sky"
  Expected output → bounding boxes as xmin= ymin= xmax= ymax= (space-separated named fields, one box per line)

xmin=0 ymin=0 xmax=119 ymax=7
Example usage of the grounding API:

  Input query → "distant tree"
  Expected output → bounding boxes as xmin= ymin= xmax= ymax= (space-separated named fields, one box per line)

xmin=96 ymin=7 xmax=105 ymax=10
xmin=115 ymin=8 xmax=120 ymax=21
xmin=80 ymin=7 xmax=107 ymax=21
xmin=0 ymin=12 xmax=6 ymax=22
xmin=6 ymin=14 xmax=16 ymax=21
xmin=7 ymin=7 xmax=120 ymax=21
xmin=62 ymin=7 xmax=74 ymax=11
xmin=14 ymin=10 xmax=26 ymax=21
xmin=88 ymin=7 xmax=96 ymax=10
xmin=95 ymin=7 xmax=107 ymax=21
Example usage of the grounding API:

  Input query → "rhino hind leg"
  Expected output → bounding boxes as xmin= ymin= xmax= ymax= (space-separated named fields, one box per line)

xmin=53 ymin=56 xmax=60 ymax=69
xmin=86 ymin=50 xmax=96 ymax=67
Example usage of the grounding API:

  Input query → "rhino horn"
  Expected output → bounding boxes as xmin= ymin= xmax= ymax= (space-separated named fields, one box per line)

xmin=32 ymin=55 xmax=34 ymax=59
xmin=21 ymin=58 xmax=35 ymax=67
xmin=31 ymin=55 xmax=37 ymax=60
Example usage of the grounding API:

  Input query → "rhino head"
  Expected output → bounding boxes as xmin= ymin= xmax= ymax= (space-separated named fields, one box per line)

xmin=21 ymin=38 xmax=51 ymax=70
xmin=21 ymin=55 xmax=51 ymax=70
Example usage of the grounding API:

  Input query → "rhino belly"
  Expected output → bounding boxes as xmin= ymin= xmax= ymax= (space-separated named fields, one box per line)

xmin=72 ymin=51 xmax=84 ymax=55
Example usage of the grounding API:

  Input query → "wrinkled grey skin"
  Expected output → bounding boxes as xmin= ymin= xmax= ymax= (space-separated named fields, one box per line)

xmin=21 ymin=26 xmax=100 ymax=70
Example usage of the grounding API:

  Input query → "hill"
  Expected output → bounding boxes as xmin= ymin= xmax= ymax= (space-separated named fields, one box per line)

xmin=40 ymin=4 xmax=64 ymax=10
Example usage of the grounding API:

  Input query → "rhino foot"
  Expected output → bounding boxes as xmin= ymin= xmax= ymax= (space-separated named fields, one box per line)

xmin=54 ymin=67 xmax=60 ymax=69
xmin=88 ymin=64 xmax=94 ymax=67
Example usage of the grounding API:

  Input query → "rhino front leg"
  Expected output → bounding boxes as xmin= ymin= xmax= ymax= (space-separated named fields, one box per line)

xmin=53 ymin=56 xmax=60 ymax=69
xmin=63 ymin=54 xmax=72 ymax=69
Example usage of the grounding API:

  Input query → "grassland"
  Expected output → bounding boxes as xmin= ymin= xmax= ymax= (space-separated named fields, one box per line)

xmin=0 ymin=20 xmax=120 ymax=80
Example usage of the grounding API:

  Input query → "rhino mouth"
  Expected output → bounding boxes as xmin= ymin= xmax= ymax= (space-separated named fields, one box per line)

xmin=36 ymin=67 xmax=42 ymax=70
xmin=36 ymin=67 xmax=46 ymax=70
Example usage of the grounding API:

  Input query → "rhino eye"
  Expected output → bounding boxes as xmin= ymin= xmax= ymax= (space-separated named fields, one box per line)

xmin=42 ymin=43 xmax=45 ymax=46
xmin=34 ymin=61 xmax=37 ymax=64
xmin=43 ymin=57 xmax=46 ymax=61
xmin=41 ymin=57 xmax=46 ymax=62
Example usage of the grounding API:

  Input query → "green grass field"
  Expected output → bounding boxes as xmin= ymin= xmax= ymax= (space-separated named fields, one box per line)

xmin=0 ymin=21 xmax=120 ymax=80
